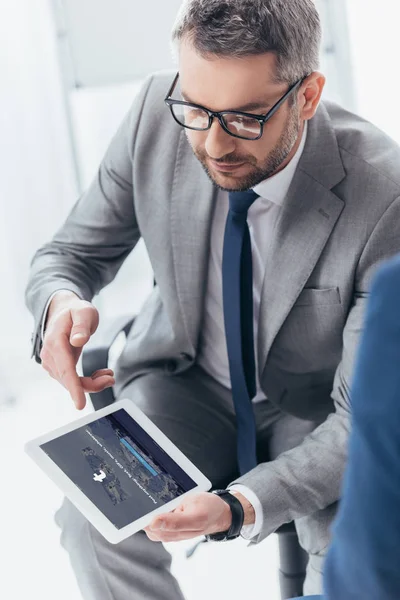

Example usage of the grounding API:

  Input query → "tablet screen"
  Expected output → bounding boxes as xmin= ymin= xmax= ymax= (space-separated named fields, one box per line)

xmin=40 ymin=408 xmax=197 ymax=529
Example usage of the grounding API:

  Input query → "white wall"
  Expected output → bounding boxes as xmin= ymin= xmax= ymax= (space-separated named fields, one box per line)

xmin=346 ymin=0 xmax=400 ymax=144
xmin=56 ymin=0 xmax=183 ymax=86
xmin=0 ymin=0 xmax=78 ymax=359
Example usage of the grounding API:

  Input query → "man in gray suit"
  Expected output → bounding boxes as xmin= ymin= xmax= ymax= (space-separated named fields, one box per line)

xmin=26 ymin=0 xmax=400 ymax=597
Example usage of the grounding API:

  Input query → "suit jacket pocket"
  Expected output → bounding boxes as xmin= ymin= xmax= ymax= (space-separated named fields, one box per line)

xmin=294 ymin=286 xmax=341 ymax=307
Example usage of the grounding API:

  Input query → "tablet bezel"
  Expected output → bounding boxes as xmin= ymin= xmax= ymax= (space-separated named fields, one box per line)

xmin=24 ymin=398 xmax=212 ymax=544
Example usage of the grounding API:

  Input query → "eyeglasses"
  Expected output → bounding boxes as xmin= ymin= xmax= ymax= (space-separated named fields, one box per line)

xmin=164 ymin=72 xmax=308 ymax=141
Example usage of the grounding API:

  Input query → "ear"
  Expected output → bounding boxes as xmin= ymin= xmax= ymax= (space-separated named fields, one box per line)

xmin=298 ymin=72 xmax=326 ymax=120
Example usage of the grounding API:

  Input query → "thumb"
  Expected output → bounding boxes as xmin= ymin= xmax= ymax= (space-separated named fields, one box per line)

xmin=70 ymin=316 xmax=91 ymax=347
xmin=70 ymin=329 xmax=90 ymax=347
xmin=69 ymin=304 xmax=99 ymax=347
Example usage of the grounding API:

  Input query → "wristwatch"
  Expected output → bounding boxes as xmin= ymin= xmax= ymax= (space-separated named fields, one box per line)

xmin=205 ymin=489 xmax=245 ymax=542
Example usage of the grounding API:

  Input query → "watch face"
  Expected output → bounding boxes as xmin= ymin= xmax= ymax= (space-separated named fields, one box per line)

xmin=206 ymin=532 xmax=229 ymax=542
xmin=206 ymin=530 xmax=240 ymax=542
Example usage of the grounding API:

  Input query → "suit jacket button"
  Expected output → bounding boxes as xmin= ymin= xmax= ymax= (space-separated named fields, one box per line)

xmin=166 ymin=360 xmax=177 ymax=373
xmin=180 ymin=352 xmax=193 ymax=361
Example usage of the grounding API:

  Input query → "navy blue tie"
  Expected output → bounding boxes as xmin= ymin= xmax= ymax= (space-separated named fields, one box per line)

xmin=222 ymin=190 xmax=259 ymax=475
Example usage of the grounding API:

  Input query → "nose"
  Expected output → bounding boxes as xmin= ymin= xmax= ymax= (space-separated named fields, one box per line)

xmin=204 ymin=118 xmax=236 ymax=160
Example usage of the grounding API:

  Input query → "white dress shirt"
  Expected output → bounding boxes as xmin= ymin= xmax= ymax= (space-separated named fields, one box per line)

xmin=198 ymin=122 xmax=308 ymax=538
xmin=41 ymin=123 xmax=307 ymax=540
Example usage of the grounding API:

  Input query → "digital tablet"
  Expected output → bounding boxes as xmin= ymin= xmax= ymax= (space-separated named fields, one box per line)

xmin=24 ymin=398 xmax=212 ymax=544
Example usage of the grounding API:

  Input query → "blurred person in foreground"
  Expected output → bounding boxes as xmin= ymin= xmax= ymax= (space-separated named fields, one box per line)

xmin=295 ymin=254 xmax=400 ymax=599
xmin=26 ymin=0 xmax=400 ymax=597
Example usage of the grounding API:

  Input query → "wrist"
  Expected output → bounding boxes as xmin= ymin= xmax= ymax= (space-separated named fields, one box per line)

xmin=206 ymin=489 xmax=244 ymax=541
xmin=230 ymin=491 xmax=256 ymax=526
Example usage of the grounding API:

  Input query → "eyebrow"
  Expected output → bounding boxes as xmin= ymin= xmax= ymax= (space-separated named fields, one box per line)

xmin=180 ymin=91 xmax=271 ymax=113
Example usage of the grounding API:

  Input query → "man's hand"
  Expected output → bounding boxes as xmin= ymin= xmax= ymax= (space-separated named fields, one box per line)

xmin=144 ymin=491 xmax=255 ymax=542
xmin=40 ymin=291 xmax=115 ymax=410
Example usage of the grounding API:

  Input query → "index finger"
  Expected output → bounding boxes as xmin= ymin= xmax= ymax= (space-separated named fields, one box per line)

xmin=55 ymin=333 xmax=87 ymax=409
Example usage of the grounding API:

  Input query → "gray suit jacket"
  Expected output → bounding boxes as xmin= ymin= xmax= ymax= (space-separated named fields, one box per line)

xmin=26 ymin=71 xmax=400 ymax=554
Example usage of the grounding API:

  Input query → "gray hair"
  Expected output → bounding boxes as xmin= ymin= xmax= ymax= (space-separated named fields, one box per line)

xmin=172 ymin=0 xmax=321 ymax=85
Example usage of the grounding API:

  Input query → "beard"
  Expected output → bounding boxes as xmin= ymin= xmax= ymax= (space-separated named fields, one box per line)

xmin=191 ymin=104 xmax=301 ymax=192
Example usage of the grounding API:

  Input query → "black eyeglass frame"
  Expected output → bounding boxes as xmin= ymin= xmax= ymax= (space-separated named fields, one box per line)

xmin=164 ymin=72 xmax=309 ymax=141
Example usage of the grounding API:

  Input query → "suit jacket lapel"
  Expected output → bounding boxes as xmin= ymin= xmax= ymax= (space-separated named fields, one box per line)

xmin=170 ymin=131 xmax=217 ymax=353
xmin=258 ymin=103 xmax=346 ymax=374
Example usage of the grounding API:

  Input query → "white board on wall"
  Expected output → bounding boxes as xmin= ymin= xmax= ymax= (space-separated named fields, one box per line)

xmin=55 ymin=0 xmax=183 ymax=87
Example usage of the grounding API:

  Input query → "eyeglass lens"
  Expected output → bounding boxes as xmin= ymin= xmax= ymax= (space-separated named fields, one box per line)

xmin=171 ymin=104 xmax=262 ymax=140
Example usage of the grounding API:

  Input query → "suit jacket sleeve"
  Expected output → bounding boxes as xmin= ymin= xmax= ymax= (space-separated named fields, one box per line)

xmin=25 ymin=75 xmax=154 ymax=363
xmin=230 ymin=195 xmax=400 ymax=543
xmin=323 ymin=253 xmax=400 ymax=599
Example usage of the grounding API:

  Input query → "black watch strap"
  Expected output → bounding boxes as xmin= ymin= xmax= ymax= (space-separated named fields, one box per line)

xmin=205 ymin=489 xmax=245 ymax=542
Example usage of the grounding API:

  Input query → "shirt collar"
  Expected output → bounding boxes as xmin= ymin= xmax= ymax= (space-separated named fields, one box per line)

xmin=252 ymin=120 xmax=308 ymax=206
